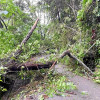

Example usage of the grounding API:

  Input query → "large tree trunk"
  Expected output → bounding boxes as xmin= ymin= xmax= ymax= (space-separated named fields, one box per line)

xmin=8 ymin=61 xmax=54 ymax=71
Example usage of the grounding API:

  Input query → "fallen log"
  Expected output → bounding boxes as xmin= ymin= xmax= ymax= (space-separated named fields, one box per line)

xmin=8 ymin=61 xmax=54 ymax=71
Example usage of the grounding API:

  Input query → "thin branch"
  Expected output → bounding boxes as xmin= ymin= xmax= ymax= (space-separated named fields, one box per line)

xmin=84 ymin=42 xmax=96 ymax=55
xmin=66 ymin=3 xmax=77 ymax=19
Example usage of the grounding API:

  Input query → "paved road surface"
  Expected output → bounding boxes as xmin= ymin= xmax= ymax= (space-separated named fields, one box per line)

xmin=47 ymin=64 xmax=100 ymax=100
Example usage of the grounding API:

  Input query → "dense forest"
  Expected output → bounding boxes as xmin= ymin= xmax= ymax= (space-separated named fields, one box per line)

xmin=0 ymin=0 xmax=100 ymax=100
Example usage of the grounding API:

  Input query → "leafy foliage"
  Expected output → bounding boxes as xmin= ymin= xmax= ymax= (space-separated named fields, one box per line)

xmin=0 ymin=66 xmax=7 ymax=93
xmin=0 ymin=0 xmax=100 ymax=98
xmin=0 ymin=0 xmax=41 ymax=59
xmin=38 ymin=74 xmax=76 ymax=98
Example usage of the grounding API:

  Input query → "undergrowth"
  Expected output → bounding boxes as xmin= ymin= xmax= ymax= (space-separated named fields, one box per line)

xmin=38 ymin=73 xmax=76 ymax=98
xmin=10 ymin=71 xmax=76 ymax=100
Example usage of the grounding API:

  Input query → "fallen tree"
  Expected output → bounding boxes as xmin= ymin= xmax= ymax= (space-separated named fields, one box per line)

xmin=4 ymin=50 xmax=94 ymax=76
xmin=1 ymin=18 xmax=93 ymax=76
xmin=8 ymin=61 xmax=54 ymax=71
xmin=50 ymin=50 xmax=94 ymax=75
xmin=1 ymin=18 xmax=55 ymax=72
xmin=17 ymin=50 xmax=94 ymax=75
xmin=65 ymin=50 xmax=94 ymax=75
xmin=4 ymin=18 xmax=39 ymax=67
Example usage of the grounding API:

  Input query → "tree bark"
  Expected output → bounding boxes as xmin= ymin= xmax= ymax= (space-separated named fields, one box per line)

xmin=8 ymin=61 xmax=54 ymax=71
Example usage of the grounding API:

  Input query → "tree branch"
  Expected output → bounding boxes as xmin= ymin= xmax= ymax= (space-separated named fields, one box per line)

xmin=60 ymin=50 xmax=94 ymax=75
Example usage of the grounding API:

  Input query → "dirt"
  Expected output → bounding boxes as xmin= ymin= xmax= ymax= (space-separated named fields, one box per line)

xmin=2 ymin=55 xmax=100 ymax=100
xmin=22 ymin=64 xmax=100 ymax=100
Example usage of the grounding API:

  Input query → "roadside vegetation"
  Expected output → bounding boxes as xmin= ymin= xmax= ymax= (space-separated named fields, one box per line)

xmin=0 ymin=0 xmax=100 ymax=99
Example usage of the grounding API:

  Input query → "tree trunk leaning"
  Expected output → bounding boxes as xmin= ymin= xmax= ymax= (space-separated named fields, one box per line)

xmin=4 ymin=18 xmax=39 ymax=67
